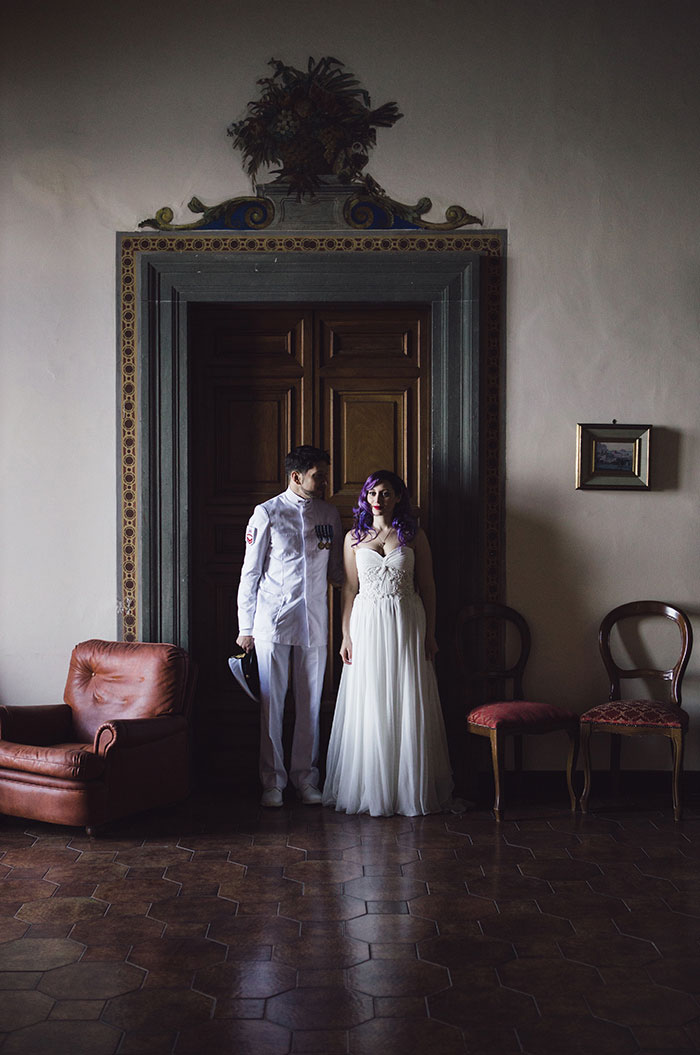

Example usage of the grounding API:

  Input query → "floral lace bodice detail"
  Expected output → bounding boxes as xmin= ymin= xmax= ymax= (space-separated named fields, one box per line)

xmin=355 ymin=546 xmax=416 ymax=603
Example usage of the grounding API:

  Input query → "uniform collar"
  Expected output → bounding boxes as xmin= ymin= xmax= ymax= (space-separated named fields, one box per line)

xmin=285 ymin=486 xmax=312 ymax=507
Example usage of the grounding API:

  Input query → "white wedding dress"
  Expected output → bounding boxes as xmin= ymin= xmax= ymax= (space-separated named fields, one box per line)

xmin=322 ymin=545 xmax=454 ymax=817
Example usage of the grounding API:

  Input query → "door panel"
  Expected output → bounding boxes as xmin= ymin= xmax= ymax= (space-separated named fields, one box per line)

xmin=190 ymin=304 xmax=430 ymax=785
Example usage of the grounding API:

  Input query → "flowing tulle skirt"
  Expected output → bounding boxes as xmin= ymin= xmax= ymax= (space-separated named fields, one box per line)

xmin=323 ymin=550 xmax=454 ymax=817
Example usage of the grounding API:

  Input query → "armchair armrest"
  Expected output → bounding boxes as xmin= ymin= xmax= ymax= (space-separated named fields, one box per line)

xmin=94 ymin=714 xmax=189 ymax=755
xmin=0 ymin=704 xmax=73 ymax=745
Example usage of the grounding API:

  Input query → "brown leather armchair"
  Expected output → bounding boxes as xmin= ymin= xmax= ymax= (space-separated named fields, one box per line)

xmin=0 ymin=639 xmax=196 ymax=834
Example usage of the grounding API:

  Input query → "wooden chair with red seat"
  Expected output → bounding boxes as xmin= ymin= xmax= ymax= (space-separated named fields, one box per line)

xmin=580 ymin=600 xmax=693 ymax=822
xmin=456 ymin=603 xmax=580 ymax=821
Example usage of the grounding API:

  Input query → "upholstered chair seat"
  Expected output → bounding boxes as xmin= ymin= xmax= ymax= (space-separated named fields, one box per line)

xmin=581 ymin=699 xmax=689 ymax=729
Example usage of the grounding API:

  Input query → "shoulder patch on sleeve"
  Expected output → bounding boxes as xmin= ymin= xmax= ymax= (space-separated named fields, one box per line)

xmin=246 ymin=526 xmax=257 ymax=545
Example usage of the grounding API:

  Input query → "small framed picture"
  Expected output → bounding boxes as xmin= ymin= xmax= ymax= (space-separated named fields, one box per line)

xmin=576 ymin=423 xmax=651 ymax=490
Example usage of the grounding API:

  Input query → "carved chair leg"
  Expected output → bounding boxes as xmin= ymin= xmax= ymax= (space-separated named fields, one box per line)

xmin=670 ymin=729 xmax=685 ymax=822
xmin=565 ymin=728 xmax=580 ymax=812
xmin=489 ymin=729 xmax=506 ymax=822
xmin=579 ymin=723 xmax=592 ymax=814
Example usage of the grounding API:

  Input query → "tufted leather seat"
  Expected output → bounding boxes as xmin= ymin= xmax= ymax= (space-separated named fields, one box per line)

xmin=0 ymin=639 xmax=196 ymax=834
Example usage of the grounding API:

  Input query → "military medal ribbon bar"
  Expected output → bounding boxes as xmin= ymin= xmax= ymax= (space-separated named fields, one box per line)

xmin=315 ymin=524 xmax=333 ymax=549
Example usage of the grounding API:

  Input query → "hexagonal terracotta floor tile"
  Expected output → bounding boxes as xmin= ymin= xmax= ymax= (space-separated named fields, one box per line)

xmin=71 ymin=914 xmax=164 ymax=948
xmin=0 ymin=1020 xmax=121 ymax=1055
xmin=286 ymin=830 xmax=360 ymax=852
xmin=113 ymin=845 xmax=192 ymax=868
xmin=39 ymin=961 xmax=145 ymax=999
xmin=0 ymin=848 xmax=79 ymax=869
xmin=343 ymin=845 xmax=420 ymax=866
xmin=429 ymin=980 xmax=539 ymax=1030
xmin=0 ymin=879 xmax=57 ymax=901
xmin=175 ymin=1019 xmax=291 ymax=1054
xmin=559 ymin=932 xmax=659 ymax=968
xmin=0 ymin=990 xmax=53 ymax=1030
xmin=148 ymin=895 xmax=238 ymax=925
xmin=498 ymin=955 xmax=602 ymax=998
xmin=418 ymin=933 xmax=514 ymax=969
xmin=44 ymin=861 xmax=129 ymax=885
xmin=266 ymin=985 xmax=373 ymax=1030
xmin=16 ymin=897 xmax=107 ymax=925
xmin=273 ymin=933 xmax=369 ymax=969
xmin=102 ymin=987 xmax=214 ymax=1030
xmin=349 ymin=1017 xmax=468 ymax=1055
xmin=410 ymin=893 xmax=497 ymax=922
xmin=195 ymin=960 xmax=296 ymax=999
xmin=228 ymin=844 xmax=305 ymax=868
xmin=587 ymin=967 xmax=699 ymax=1026
xmin=346 ymin=913 xmax=436 ymax=944
xmin=347 ymin=957 xmax=450 ymax=997
xmin=208 ymin=914 xmax=299 ymax=946
xmin=93 ymin=879 xmax=180 ymax=903
xmin=0 ymin=937 xmax=83 ymax=971
xmin=646 ymin=955 xmax=700 ymax=993
xmin=128 ymin=935 xmax=226 ymax=971
xmin=343 ymin=876 xmax=427 ymax=901
xmin=218 ymin=874 xmax=296 ymax=903
xmin=283 ymin=859 xmax=362 ymax=884
xmin=278 ymin=894 xmax=366 ymax=922
xmin=517 ymin=1014 xmax=638 ymax=1055
xmin=0 ymin=917 xmax=29 ymax=943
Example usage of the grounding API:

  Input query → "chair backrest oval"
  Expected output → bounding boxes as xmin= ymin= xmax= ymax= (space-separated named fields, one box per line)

xmin=598 ymin=601 xmax=693 ymax=707
xmin=456 ymin=603 xmax=530 ymax=702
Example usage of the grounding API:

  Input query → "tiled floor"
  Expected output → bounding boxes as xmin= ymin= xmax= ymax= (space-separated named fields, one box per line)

xmin=1 ymin=789 xmax=699 ymax=1054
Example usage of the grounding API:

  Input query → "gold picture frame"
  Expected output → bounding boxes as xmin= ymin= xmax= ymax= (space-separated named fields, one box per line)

xmin=576 ymin=423 xmax=651 ymax=490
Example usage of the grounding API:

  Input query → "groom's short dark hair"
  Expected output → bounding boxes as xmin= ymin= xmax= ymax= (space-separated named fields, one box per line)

xmin=285 ymin=446 xmax=330 ymax=476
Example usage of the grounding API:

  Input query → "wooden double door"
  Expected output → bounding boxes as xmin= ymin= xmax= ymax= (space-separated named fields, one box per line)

xmin=189 ymin=303 xmax=431 ymax=784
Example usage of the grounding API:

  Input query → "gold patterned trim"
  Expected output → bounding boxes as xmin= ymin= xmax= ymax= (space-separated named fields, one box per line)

xmin=118 ymin=232 xmax=504 ymax=640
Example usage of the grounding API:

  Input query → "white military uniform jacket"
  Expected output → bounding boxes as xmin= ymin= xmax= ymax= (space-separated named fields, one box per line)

xmin=237 ymin=488 xmax=344 ymax=647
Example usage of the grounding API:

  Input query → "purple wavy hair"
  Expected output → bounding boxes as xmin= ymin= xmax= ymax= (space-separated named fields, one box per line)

xmin=351 ymin=470 xmax=418 ymax=547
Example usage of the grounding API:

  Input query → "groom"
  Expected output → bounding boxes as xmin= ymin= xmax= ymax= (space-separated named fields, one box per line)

xmin=236 ymin=446 xmax=344 ymax=807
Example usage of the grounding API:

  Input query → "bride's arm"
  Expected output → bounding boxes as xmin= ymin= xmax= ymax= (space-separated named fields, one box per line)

xmin=413 ymin=528 xmax=439 ymax=662
xmin=340 ymin=532 xmax=359 ymax=665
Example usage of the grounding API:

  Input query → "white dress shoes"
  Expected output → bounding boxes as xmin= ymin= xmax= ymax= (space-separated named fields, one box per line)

xmin=260 ymin=787 xmax=284 ymax=808
xmin=298 ymin=784 xmax=323 ymax=805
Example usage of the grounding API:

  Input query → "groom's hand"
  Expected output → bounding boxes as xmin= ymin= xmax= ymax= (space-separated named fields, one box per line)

xmin=236 ymin=635 xmax=255 ymax=653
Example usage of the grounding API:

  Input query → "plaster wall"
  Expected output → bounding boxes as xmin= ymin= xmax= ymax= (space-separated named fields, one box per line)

xmin=2 ymin=0 xmax=699 ymax=769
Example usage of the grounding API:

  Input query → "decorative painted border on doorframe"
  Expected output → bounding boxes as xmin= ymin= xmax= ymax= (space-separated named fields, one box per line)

xmin=117 ymin=230 xmax=505 ymax=642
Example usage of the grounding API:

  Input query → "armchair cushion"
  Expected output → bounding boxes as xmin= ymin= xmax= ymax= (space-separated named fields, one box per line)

xmin=0 ymin=740 xmax=104 ymax=781
xmin=468 ymin=700 xmax=579 ymax=730
xmin=0 ymin=704 xmax=73 ymax=745
xmin=581 ymin=699 xmax=689 ymax=729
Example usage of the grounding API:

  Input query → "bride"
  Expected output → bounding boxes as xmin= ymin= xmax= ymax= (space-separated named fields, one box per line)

xmin=322 ymin=470 xmax=455 ymax=817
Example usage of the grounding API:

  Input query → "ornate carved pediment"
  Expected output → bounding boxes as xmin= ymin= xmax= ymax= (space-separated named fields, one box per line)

xmin=138 ymin=57 xmax=481 ymax=233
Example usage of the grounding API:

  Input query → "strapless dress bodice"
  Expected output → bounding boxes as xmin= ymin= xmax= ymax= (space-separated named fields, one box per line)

xmin=355 ymin=546 xmax=415 ymax=603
